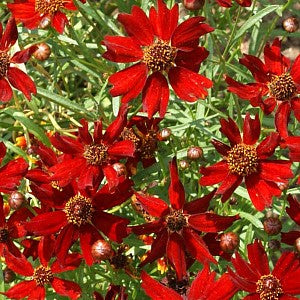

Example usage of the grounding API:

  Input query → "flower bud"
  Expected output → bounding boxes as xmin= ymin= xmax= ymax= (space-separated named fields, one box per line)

xmin=295 ymin=237 xmax=300 ymax=253
xmin=39 ymin=16 xmax=51 ymax=29
xmin=229 ymin=196 xmax=238 ymax=205
xmin=157 ymin=128 xmax=171 ymax=141
xmin=220 ymin=232 xmax=239 ymax=253
xmin=8 ymin=191 xmax=25 ymax=210
xmin=91 ymin=240 xmax=113 ymax=263
xmin=183 ymin=0 xmax=205 ymax=10
xmin=282 ymin=17 xmax=299 ymax=33
xmin=3 ymin=267 xmax=16 ymax=283
xmin=263 ymin=216 xmax=282 ymax=235
xmin=268 ymin=239 xmax=281 ymax=251
xmin=187 ymin=146 xmax=203 ymax=160
xmin=179 ymin=160 xmax=190 ymax=170
xmin=112 ymin=163 xmax=127 ymax=176
xmin=33 ymin=43 xmax=51 ymax=61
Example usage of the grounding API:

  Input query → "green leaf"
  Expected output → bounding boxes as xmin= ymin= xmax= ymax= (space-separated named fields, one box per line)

xmin=239 ymin=211 xmax=263 ymax=228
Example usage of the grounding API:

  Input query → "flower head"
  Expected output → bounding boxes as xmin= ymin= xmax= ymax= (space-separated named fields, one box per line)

xmin=102 ymin=0 xmax=213 ymax=118
xmin=199 ymin=113 xmax=293 ymax=211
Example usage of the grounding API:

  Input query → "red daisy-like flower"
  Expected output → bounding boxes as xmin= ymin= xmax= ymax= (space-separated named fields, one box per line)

xmin=228 ymin=239 xmax=300 ymax=299
xmin=281 ymin=195 xmax=300 ymax=247
xmin=141 ymin=264 xmax=238 ymax=300
xmin=216 ymin=0 xmax=251 ymax=7
xmin=7 ymin=0 xmax=85 ymax=34
xmin=199 ymin=113 xmax=293 ymax=211
xmin=0 ymin=17 xmax=36 ymax=102
xmin=49 ymin=107 xmax=135 ymax=191
xmin=102 ymin=0 xmax=213 ymax=118
xmin=226 ymin=38 xmax=300 ymax=138
xmin=130 ymin=157 xmax=239 ymax=280
xmin=2 ymin=237 xmax=82 ymax=299
xmin=24 ymin=177 xmax=133 ymax=265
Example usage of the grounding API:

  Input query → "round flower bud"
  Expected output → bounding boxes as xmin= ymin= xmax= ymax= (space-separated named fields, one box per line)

xmin=112 ymin=162 xmax=127 ymax=176
xmin=295 ymin=237 xmax=300 ymax=253
xmin=268 ymin=239 xmax=281 ymax=251
xmin=183 ymin=0 xmax=205 ymax=10
xmin=229 ymin=197 xmax=238 ymax=205
xmin=91 ymin=240 xmax=113 ymax=263
xmin=8 ymin=191 xmax=25 ymax=210
xmin=33 ymin=43 xmax=51 ymax=61
xmin=3 ymin=267 xmax=16 ymax=283
xmin=179 ymin=160 xmax=190 ymax=170
xmin=282 ymin=17 xmax=299 ymax=33
xmin=39 ymin=16 xmax=51 ymax=29
xmin=263 ymin=217 xmax=282 ymax=235
xmin=157 ymin=128 xmax=172 ymax=141
xmin=220 ymin=232 xmax=239 ymax=253
xmin=187 ymin=146 xmax=203 ymax=160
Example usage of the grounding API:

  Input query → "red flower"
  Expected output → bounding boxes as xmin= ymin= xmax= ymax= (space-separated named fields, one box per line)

xmin=226 ymin=38 xmax=300 ymax=138
xmin=130 ymin=157 xmax=239 ymax=280
xmin=216 ymin=0 xmax=251 ymax=7
xmin=7 ymin=0 xmax=85 ymax=34
xmin=228 ymin=239 xmax=300 ymax=299
xmin=24 ymin=178 xmax=133 ymax=265
xmin=141 ymin=264 xmax=238 ymax=300
xmin=102 ymin=0 xmax=213 ymax=118
xmin=0 ymin=142 xmax=28 ymax=193
xmin=281 ymin=195 xmax=300 ymax=246
xmin=49 ymin=107 xmax=135 ymax=191
xmin=0 ymin=17 xmax=36 ymax=102
xmin=199 ymin=113 xmax=293 ymax=211
xmin=2 ymin=237 xmax=82 ymax=299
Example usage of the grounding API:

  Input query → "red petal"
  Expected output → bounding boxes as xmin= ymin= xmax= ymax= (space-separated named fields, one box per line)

xmin=169 ymin=66 xmax=212 ymax=102
xmin=4 ymin=250 xmax=33 ymax=276
xmin=184 ymin=189 xmax=216 ymax=214
xmin=259 ymin=160 xmax=293 ymax=183
xmin=199 ymin=161 xmax=229 ymax=186
xmin=256 ymin=132 xmax=280 ymax=159
xmin=50 ymin=133 xmax=83 ymax=154
xmin=52 ymin=277 xmax=82 ymax=300
xmin=243 ymin=113 xmax=260 ymax=145
xmin=188 ymin=213 xmax=239 ymax=232
xmin=281 ymin=231 xmax=300 ymax=246
xmin=291 ymin=98 xmax=300 ymax=122
xmin=0 ymin=77 xmax=13 ymax=102
xmin=0 ymin=17 xmax=18 ymax=50
xmin=272 ymin=252 xmax=299 ymax=281
xmin=166 ymin=232 xmax=187 ymax=280
xmin=7 ymin=67 xmax=36 ymax=100
xmin=142 ymin=72 xmax=169 ymax=118
xmin=247 ymin=240 xmax=270 ymax=276
xmin=219 ymin=117 xmax=241 ymax=146
xmin=130 ymin=220 xmax=164 ymax=235
xmin=291 ymin=55 xmax=300 ymax=84
xmin=275 ymin=102 xmax=291 ymax=138
xmin=216 ymin=173 xmax=242 ymax=202
xmin=38 ymin=236 xmax=55 ymax=266
xmin=286 ymin=195 xmax=300 ymax=224
xmin=141 ymin=271 xmax=182 ymax=300
xmin=108 ymin=140 xmax=135 ymax=157
xmin=51 ymin=253 xmax=82 ymax=274
xmin=52 ymin=11 xmax=68 ymax=34
xmin=211 ymin=139 xmax=231 ymax=156
xmin=11 ymin=45 xmax=37 ymax=63
xmin=3 ymin=280 xmax=36 ymax=299
xmin=216 ymin=0 xmax=232 ymax=7
xmin=28 ymin=285 xmax=45 ymax=299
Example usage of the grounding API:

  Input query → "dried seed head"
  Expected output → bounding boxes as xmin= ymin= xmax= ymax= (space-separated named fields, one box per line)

xmin=187 ymin=146 xmax=203 ymax=160
xmin=91 ymin=240 xmax=113 ymax=262
xmin=263 ymin=217 xmax=282 ymax=236
xmin=282 ymin=17 xmax=299 ymax=33
xmin=3 ymin=267 xmax=16 ymax=283
xmin=179 ymin=160 xmax=189 ymax=170
xmin=183 ymin=0 xmax=205 ymax=10
xmin=8 ymin=191 xmax=26 ymax=210
xmin=33 ymin=43 xmax=51 ymax=61
xmin=220 ymin=232 xmax=239 ymax=253
xmin=157 ymin=128 xmax=172 ymax=141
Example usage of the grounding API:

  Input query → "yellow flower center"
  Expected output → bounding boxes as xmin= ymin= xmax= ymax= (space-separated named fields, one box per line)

xmin=166 ymin=210 xmax=187 ymax=232
xmin=35 ymin=0 xmax=65 ymax=14
xmin=83 ymin=143 xmax=108 ymax=166
xmin=0 ymin=51 xmax=10 ymax=78
xmin=268 ymin=73 xmax=297 ymax=101
xmin=143 ymin=39 xmax=177 ymax=73
xmin=256 ymin=274 xmax=283 ymax=300
xmin=33 ymin=266 xmax=53 ymax=286
xmin=227 ymin=144 xmax=258 ymax=176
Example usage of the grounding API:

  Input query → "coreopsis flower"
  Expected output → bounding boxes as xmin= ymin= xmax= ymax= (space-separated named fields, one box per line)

xmin=102 ymin=0 xmax=213 ymax=118
xmin=49 ymin=107 xmax=135 ymax=191
xmin=130 ymin=157 xmax=239 ymax=280
xmin=24 ymin=178 xmax=133 ymax=265
xmin=141 ymin=264 xmax=238 ymax=300
xmin=226 ymin=38 xmax=300 ymax=138
xmin=2 ymin=237 xmax=82 ymax=299
xmin=281 ymin=195 xmax=300 ymax=246
xmin=228 ymin=239 xmax=300 ymax=299
xmin=7 ymin=0 xmax=85 ymax=34
xmin=0 ymin=18 xmax=36 ymax=102
xmin=199 ymin=114 xmax=293 ymax=211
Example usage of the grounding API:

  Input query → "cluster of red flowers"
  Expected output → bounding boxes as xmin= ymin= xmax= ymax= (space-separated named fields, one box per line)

xmin=0 ymin=0 xmax=299 ymax=299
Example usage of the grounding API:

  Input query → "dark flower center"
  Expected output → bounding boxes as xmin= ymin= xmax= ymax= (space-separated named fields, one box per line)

xmin=256 ymin=274 xmax=283 ymax=300
xmin=143 ymin=39 xmax=177 ymax=72
xmin=83 ymin=143 xmax=108 ymax=166
xmin=268 ymin=73 xmax=297 ymax=101
xmin=121 ymin=128 xmax=141 ymax=148
xmin=166 ymin=271 xmax=189 ymax=295
xmin=140 ymin=131 xmax=158 ymax=160
xmin=65 ymin=194 xmax=94 ymax=227
xmin=33 ymin=266 xmax=54 ymax=286
xmin=227 ymin=143 xmax=258 ymax=176
xmin=0 ymin=228 xmax=9 ymax=243
xmin=35 ymin=0 xmax=64 ymax=14
xmin=166 ymin=210 xmax=187 ymax=232
xmin=0 ymin=51 xmax=10 ymax=78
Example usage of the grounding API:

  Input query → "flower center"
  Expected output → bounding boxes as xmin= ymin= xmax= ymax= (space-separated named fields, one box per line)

xmin=140 ymin=131 xmax=158 ymax=160
xmin=143 ymin=39 xmax=177 ymax=73
xmin=268 ymin=73 xmax=297 ymax=101
xmin=83 ymin=143 xmax=108 ymax=166
xmin=0 ymin=51 xmax=10 ymax=78
xmin=227 ymin=144 xmax=258 ymax=176
xmin=121 ymin=128 xmax=141 ymax=148
xmin=64 ymin=194 xmax=94 ymax=227
xmin=35 ymin=0 xmax=64 ymax=14
xmin=33 ymin=266 xmax=54 ymax=286
xmin=256 ymin=274 xmax=283 ymax=300
xmin=166 ymin=210 xmax=187 ymax=232
xmin=0 ymin=228 xmax=9 ymax=243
